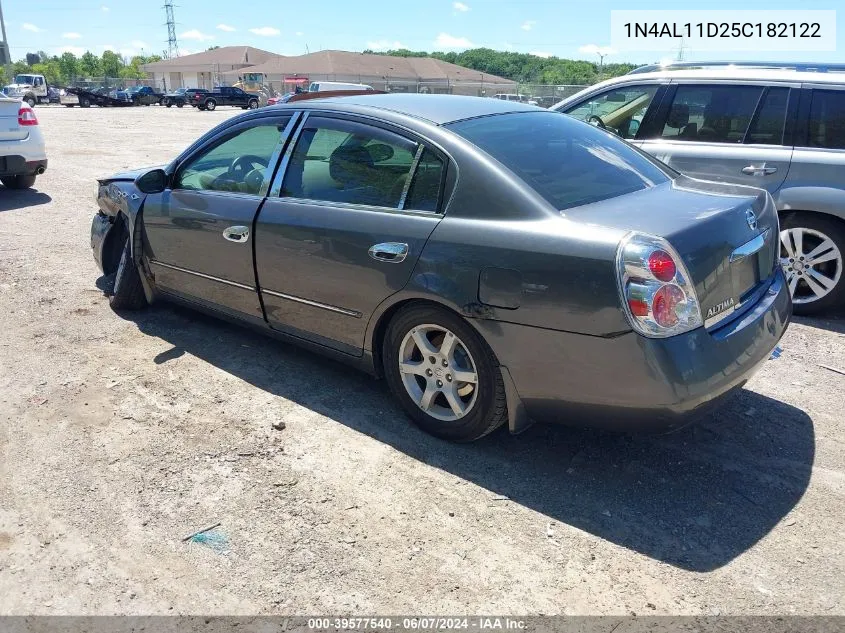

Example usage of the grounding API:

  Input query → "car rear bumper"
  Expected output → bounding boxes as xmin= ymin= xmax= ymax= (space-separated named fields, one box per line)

xmin=476 ymin=270 xmax=791 ymax=432
xmin=0 ymin=156 xmax=47 ymax=177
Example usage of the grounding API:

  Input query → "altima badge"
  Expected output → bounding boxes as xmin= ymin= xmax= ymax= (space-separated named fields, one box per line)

xmin=706 ymin=297 xmax=736 ymax=319
xmin=745 ymin=209 xmax=758 ymax=231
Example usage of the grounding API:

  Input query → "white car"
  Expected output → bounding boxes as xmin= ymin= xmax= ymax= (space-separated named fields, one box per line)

xmin=0 ymin=95 xmax=46 ymax=189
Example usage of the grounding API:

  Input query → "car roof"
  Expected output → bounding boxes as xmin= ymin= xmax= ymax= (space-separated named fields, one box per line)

xmin=295 ymin=93 xmax=541 ymax=125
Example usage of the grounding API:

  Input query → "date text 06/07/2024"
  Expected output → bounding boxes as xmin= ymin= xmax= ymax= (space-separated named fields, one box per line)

xmin=623 ymin=22 xmax=822 ymax=39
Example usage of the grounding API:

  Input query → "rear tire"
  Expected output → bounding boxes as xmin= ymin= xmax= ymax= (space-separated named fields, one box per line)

xmin=176 ymin=102 xmax=184 ymax=108
xmin=109 ymin=234 xmax=148 ymax=311
xmin=204 ymin=99 xmax=217 ymax=111
xmin=24 ymin=96 xmax=35 ymax=108
xmin=781 ymin=213 xmax=845 ymax=315
xmin=383 ymin=304 xmax=507 ymax=442
xmin=248 ymin=99 xmax=258 ymax=109
xmin=1 ymin=175 xmax=36 ymax=189
xmin=80 ymin=97 xmax=91 ymax=108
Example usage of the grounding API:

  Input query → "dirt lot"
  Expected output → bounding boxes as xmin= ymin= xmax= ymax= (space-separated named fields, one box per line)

xmin=0 ymin=105 xmax=843 ymax=616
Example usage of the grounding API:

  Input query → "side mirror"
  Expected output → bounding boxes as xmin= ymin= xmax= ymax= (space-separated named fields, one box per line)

xmin=135 ymin=168 xmax=168 ymax=194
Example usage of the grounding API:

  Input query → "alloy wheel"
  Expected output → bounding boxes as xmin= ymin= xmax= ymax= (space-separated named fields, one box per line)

xmin=398 ymin=324 xmax=479 ymax=422
xmin=780 ymin=227 xmax=843 ymax=304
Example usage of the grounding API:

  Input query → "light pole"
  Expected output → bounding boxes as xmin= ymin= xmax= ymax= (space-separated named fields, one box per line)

xmin=0 ymin=0 xmax=10 ymax=65
xmin=597 ymin=51 xmax=607 ymax=79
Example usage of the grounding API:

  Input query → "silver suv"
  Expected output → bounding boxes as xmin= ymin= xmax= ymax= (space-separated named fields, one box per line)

xmin=555 ymin=61 xmax=845 ymax=315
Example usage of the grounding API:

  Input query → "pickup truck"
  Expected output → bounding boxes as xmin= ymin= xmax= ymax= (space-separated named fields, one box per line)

xmin=193 ymin=86 xmax=260 ymax=111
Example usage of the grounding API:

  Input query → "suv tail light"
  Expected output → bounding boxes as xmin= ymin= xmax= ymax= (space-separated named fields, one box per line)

xmin=616 ymin=233 xmax=703 ymax=338
xmin=18 ymin=106 xmax=38 ymax=126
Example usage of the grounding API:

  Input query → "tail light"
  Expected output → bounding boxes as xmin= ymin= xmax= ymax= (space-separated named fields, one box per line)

xmin=616 ymin=233 xmax=703 ymax=338
xmin=18 ymin=106 xmax=38 ymax=126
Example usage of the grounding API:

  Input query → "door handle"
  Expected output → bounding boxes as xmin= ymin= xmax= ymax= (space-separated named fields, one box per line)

xmin=223 ymin=226 xmax=250 ymax=243
xmin=368 ymin=242 xmax=409 ymax=263
xmin=741 ymin=165 xmax=778 ymax=176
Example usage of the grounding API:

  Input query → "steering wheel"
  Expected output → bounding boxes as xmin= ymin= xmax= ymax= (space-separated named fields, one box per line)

xmin=586 ymin=115 xmax=607 ymax=130
xmin=229 ymin=154 xmax=269 ymax=178
xmin=211 ymin=154 xmax=269 ymax=192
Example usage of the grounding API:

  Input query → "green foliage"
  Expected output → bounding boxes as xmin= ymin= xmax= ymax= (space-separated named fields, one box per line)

xmin=79 ymin=51 xmax=102 ymax=77
xmin=365 ymin=47 xmax=637 ymax=85
xmin=101 ymin=50 xmax=123 ymax=78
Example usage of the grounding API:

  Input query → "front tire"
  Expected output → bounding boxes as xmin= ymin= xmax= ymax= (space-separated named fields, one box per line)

xmin=383 ymin=304 xmax=507 ymax=442
xmin=1 ymin=175 xmax=36 ymax=189
xmin=780 ymin=213 xmax=845 ymax=315
xmin=109 ymin=234 xmax=147 ymax=311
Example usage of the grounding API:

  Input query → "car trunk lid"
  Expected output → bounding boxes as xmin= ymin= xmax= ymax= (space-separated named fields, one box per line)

xmin=0 ymin=97 xmax=27 ymax=142
xmin=568 ymin=176 xmax=779 ymax=329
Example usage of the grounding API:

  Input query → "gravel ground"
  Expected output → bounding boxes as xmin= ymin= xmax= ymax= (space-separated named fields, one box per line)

xmin=0 ymin=105 xmax=843 ymax=616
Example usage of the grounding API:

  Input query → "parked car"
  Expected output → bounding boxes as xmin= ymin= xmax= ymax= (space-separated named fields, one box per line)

xmin=308 ymin=81 xmax=374 ymax=93
xmin=90 ymin=94 xmax=789 ymax=442
xmin=114 ymin=86 xmax=164 ymax=106
xmin=0 ymin=96 xmax=47 ymax=189
xmin=162 ymin=88 xmax=198 ymax=108
xmin=554 ymin=61 xmax=845 ymax=315
xmin=193 ymin=86 xmax=259 ymax=111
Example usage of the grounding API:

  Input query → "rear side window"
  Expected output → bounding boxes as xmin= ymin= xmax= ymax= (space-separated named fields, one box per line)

xmin=806 ymin=90 xmax=845 ymax=150
xmin=281 ymin=117 xmax=444 ymax=211
xmin=745 ymin=87 xmax=790 ymax=145
xmin=660 ymin=85 xmax=763 ymax=143
xmin=448 ymin=111 xmax=669 ymax=211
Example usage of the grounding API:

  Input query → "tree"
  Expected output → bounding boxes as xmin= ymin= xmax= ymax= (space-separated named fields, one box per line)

xmin=80 ymin=51 xmax=101 ymax=77
xmin=25 ymin=52 xmax=41 ymax=66
xmin=58 ymin=52 xmax=81 ymax=81
xmin=101 ymin=50 xmax=122 ymax=78
xmin=31 ymin=61 xmax=61 ymax=84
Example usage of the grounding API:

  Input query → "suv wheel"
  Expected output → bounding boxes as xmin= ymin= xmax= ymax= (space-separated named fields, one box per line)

xmin=204 ymin=99 xmax=217 ymax=111
xmin=248 ymin=99 xmax=259 ymax=109
xmin=780 ymin=213 xmax=845 ymax=315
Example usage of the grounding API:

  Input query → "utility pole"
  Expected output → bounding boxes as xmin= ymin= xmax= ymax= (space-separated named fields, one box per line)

xmin=597 ymin=52 xmax=607 ymax=79
xmin=0 ymin=0 xmax=11 ymax=65
xmin=675 ymin=37 xmax=687 ymax=61
xmin=164 ymin=0 xmax=179 ymax=59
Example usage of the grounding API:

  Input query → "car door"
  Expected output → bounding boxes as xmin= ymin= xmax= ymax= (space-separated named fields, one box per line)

xmin=254 ymin=113 xmax=447 ymax=354
xmin=636 ymin=82 xmax=797 ymax=194
xmin=559 ymin=82 xmax=666 ymax=142
xmin=142 ymin=114 xmax=295 ymax=319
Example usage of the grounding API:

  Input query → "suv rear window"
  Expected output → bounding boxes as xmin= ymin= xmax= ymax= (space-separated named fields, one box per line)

xmin=448 ymin=111 xmax=669 ymax=210
xmin=807 ymin=90 xmax=845 ymax=150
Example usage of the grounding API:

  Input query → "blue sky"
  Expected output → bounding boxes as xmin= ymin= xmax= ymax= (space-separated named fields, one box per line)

xmin=3 ymin=0 xmax=842 ymax=64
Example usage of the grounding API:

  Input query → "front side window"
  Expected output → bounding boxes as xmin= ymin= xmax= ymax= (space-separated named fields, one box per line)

xmin=660 ymin=85 xmax=763 ymax=143
xmin=175 ymin=121 xmax=288 ymax=195
xmin=806 ymin=89 xmax=845 ymax=150
xmin=564 ymin=85 xmax=658 ymax=140
xmin=281 ymin=117 xmax=444 ymax=211
xmin=449 ymin=111 xmax=670 ymax=211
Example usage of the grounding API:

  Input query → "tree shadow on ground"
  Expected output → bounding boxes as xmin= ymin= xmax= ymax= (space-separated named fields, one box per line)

xmin=121 ymin=301 xmax=814 ymax=573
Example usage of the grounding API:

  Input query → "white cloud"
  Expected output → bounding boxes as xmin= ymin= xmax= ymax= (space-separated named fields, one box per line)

xmin=180 ymin=29 xmax=215 ymax=41
xmin=295 ymin=31 xmax=304 ymax=36
xmin=367 ymin=40 xmax=408 ymax=51
xmin=249 ymin=26 xmax=280 ymax=37
xmin=101 ymin=5 xmax=110 ymax=11
xmin=578 ymin=44 xmax=616 ymax=56
xmin=521 ymin=20 xmax=536 ymax=31
xmin=58 ymin=46 xmax=86 ymax=56
xmin=217 ymin=24 xmax=236 ymax=32
xmin=453 ymin=2 xmax=470 ymax=11
xmin=22 ymin=23 xmax=43 ymax=33
xmin=434 ymin=33 xmax=474 ymax=49
xmin=530 ymin=51 xmax=552 ymax=58
xmin=62 ymin=32 xmax=82 ymax=39
xmin=98 ymin=44 xmax=116 ymax=52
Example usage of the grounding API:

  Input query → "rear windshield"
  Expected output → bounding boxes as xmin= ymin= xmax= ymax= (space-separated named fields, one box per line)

xmin=448 ymin=111 xmax=670 ymax=210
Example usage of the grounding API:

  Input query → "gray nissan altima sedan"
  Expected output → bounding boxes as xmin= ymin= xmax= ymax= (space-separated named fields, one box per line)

xmin=91 ymin=94 xmax=791 ymax=442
